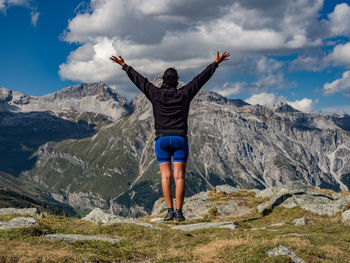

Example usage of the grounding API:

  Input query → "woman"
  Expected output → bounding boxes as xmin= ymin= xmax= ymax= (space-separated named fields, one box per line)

xmin=110 ymin=51 xmax=230 ymax=221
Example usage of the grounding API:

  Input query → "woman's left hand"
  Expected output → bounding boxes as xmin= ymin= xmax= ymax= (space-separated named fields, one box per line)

xmin=216 ymin=51 xmax=230 ymax=64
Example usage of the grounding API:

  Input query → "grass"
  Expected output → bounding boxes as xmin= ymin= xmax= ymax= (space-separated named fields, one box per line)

xmin=1 ymin=194 xmax=350 ymax=262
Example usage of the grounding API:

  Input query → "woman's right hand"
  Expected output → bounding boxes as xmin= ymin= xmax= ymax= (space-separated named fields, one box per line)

xmin=110 ymin=55 xmax=126 ymax=67
xmin=216 ymin=51 xmax=230 ymax=64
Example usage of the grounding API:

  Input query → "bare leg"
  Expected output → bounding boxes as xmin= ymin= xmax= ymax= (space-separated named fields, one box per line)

xmin=159 ymin=162 xmax=173 ymax=209
xmin=173 ymin=162 xmax=186 ymax=210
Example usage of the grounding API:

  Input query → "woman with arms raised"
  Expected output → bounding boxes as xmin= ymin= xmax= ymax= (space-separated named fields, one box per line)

xmin=110 ymin=51 xmax=230 ymax=221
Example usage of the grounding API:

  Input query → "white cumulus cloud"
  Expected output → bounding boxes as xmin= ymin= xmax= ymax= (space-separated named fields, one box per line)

xmin=245 ymin=92 xmax=316 ymax=113
xmin=327 ymin=43 xmax=350 ymax=67
xmin=245 ymin=92 xmax=282 ymax=106
xmin=328 ymin=3 xmax=350 ymax=37
xmin=286 ymin=98 xmax=316 ymax=113
xmin=323 ymin=71 xmax=350 ymax=97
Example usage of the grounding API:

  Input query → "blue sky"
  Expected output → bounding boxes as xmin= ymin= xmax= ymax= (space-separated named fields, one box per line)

xmin=0 ymin=0 xmax=349 ymax=114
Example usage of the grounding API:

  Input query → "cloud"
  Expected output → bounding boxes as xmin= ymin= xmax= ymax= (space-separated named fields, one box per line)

xmin=327 ymin=43 xmax=350 ymax=68
xmin=286 ymin=98 xmax=316 ymax=113
xmin=245 ymin=92 xmax=316 ymax=113
xmin=289 ymin=41 xmax=350 ymax=72
xmin=323 ymin=70 xmax=350 ymax=97
xmin=215 ymin=82 xmax=245 ymax=97
xmin=245 ymin=92 xmax=282 ymax=106
xmin=59 ymin=0 xmax=334 ymax=97
xmin=0 ymin=0 xmax=32 ymax=12
xmin=328 ymin=3 xmax=350 ymax=37
xmin=30 ymin=11 xmax=39 ymax=27
xmin=289 ymin=55 xmax=325 ymax=72
xmin=318 ymin=105 xmax=350 ymax=115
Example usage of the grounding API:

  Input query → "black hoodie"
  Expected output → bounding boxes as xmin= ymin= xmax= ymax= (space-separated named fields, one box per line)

xmin=122 ymin=61 xmax=219 ymax=137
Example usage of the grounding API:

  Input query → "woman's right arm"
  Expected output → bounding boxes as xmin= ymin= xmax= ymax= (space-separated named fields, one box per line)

xmin=110 ymin=55 xmax=156 ymax=101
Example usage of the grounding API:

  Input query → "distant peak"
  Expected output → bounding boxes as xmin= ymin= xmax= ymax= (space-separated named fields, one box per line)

xmin=195 ymin=90 xmax=249 ymax=107
xmin=273 ymin=101 xmax=300 ymax=113
xmin=45 ymin=82 xmax=127 ymax=103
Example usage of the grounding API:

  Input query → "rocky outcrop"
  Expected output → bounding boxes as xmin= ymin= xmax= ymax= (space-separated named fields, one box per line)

xmin=151 ymin=186 xmax=254 ymax=220
xmin=256 ymin=181 xmax=350 ymax=216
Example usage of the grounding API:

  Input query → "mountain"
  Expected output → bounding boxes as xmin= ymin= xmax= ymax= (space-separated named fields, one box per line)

xmin=0 ymin=82 xmax=131 ymax=122
xmin=0 ymin=82 xmax=349 ymax=217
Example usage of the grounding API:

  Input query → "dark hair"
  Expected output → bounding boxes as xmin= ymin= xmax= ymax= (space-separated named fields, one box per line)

xmin=162 ymin=68 xmax=178 ymax=88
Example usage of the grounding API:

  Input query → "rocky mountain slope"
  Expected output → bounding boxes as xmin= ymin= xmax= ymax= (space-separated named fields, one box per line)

xmin=0 ymin=82 xmax=349 ymax=218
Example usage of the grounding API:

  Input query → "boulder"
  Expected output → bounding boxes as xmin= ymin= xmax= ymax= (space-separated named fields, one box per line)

xmin=82 ymin=208 xmax=160 ymax=229
xmin=0 ymin=217 xmax=38 ymax=230
xmin=293 ymin=217 xmax=307 ymax=226
xmin=266 ymin=245 xmax=306 ymax=263
xmin=341 ymin=209 xmax=350 ymax=225
xmin=215 ymin=185 xmax=240 ymax=194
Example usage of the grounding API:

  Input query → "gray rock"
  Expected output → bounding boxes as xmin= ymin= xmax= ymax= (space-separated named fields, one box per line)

xmin=171 ymin=222 xmax=237 ymax=231
xmin=215 ymin=185 xmax=240 ymax=194
xmin=216 ymin=202 xmax=252 ymax=217
xmin=256 ymin=181 xmax=350 ymax=216
xmin=255 ymin=181 xmax=315 ymax=199
xmin=293 ymin=217 xmax=307 ymax=226
xmin=269 ymin=222 xmax=285 ymax=227
xmin=150 ymin=214 xmax=204 ymax=223
xmin=82 ymin=208 xmax=160 ymax=229
xmin=44 ymin=234 xmax=119 ymax=244
xmin=266 ymin=245 xmax=306 ymax=263
xmin=0 ymin=207 xmax=42 ymax=218
xmin=185 ymin=214 xmax=204 ymax=220
xmin=0 ymin=217 xmax=38 ymax=230
xmin=341 ymin=209 xmax=350 ymax=225
xmin=244 ymin=227 xmax=266 ymax=231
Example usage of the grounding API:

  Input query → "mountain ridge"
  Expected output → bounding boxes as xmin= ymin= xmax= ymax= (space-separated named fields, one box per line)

xmin=1 ymin=81 xmax=349 ymax=217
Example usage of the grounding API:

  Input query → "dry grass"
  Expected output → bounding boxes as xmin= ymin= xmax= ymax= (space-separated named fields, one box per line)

xmin=312 ymin=188 xmax=333 ymax=196
xmin=320 ymin=245 xmax=346 ymax=258
xmin=192 ymin=238 xmax=250 ymax=263
xmin=0 ymin=239 xmax=78 ymax=263
xmin=263 ymin=236 xmax=313 ymax=249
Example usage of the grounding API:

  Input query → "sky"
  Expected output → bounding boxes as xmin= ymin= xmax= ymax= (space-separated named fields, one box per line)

xmin=0 ymin=0 xmax=349 ymax=114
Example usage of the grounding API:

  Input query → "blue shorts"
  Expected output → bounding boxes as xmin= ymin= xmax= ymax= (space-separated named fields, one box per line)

xmin=155 ymin=136 xmax=189 ymax=163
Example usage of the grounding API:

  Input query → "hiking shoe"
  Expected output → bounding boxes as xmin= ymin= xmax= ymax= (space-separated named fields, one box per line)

xmin=175 ymin=210 xmax=185 ymax=221
xmin=163 ymin=209 xmax=175 ymax=221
